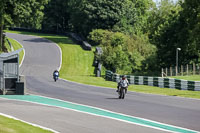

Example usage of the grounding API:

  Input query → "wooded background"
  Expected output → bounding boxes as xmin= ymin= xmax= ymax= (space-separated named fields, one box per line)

xmin=0 ymin=0 xmax=199 ymax=76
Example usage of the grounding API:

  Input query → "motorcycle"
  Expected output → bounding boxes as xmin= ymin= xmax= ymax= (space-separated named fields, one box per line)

xmin=53 ymin=75 xmax=58 ymax=82
xmin=118 ymin=86 xmax=126 ymax=99
xmin=53 ymin=70 xmax=59 ymax=82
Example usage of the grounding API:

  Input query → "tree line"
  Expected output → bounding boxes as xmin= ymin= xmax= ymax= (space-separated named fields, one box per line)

xmin=0 ymin=0 xmax=199 ymax=76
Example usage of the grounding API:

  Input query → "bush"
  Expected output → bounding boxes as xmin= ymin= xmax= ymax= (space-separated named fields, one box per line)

xmin=88 ymin=29 xmax=157 ymax=75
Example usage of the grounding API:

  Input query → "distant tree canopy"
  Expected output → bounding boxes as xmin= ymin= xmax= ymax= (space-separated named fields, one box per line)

xmin=68 ymin=0 xmax=153 ymax=36
xmin=148 ymin=0 xmax=200 ymax=67
xmin=68 ymin=0 xmax=136 ymax=36
xmin=3 ymin=0 xmax=48 ymax=29
xmin=42 ymin=0 xmax=70 ymax=32
xmin=0 ymin=0 xmax=48 ymax=51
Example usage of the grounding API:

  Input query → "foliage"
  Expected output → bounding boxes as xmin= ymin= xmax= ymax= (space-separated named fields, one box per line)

xmin=0 ymin=0 xmax=49 ymax=51
xmin=88 ymin=29 xmax=156 ymax=75
xmin=177 ymin=0 xmax=200 ymax=64
xmin=148 ymin=0 xmax=200 ymax=68
xmin=147 ymin=0 xmax=182 ymax=67
xmin=42 ymin=0 xmax=70 ymax=32
xmin=2 ymin=0 xmax=200 ymax=77
xmin=69 ymin=0 xmax=141 ymax=36
xmin=3 ymin=0 xmax=48 ymax=29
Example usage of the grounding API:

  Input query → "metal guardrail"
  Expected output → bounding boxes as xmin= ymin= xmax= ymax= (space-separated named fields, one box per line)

xmin=106 ymin=70 xmax=200 ymax=91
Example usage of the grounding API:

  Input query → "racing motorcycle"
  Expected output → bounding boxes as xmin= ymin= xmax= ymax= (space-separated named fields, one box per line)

xmin=118 ymin=86 xmax=126 ymax=99
xmin=53 ymin=74 xmax=58 ymax=82
xmin=53 ymin=70 xmax=59 ymax=82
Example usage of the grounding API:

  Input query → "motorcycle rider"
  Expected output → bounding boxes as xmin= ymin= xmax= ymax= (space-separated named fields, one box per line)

xmin=117 ymin=75 xmax=129 ymax=93
xmin=53 ymin=70 xmax=59 ymax=81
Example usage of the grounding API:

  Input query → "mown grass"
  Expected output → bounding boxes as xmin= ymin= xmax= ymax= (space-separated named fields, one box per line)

xmin=7 ymin=37 xmax=24 ymax=65
xmin=169 ymin=75 xmax=200 ymax=81
xmin=0 ymin=115 xmax=53 ymax=133
xmin=5 ymin=30 xmax=200 ymax=99
xmin=1 ymin=37 xmax=24 ymax=64
xmin=4 ymin=38 xmax=12 ymax=52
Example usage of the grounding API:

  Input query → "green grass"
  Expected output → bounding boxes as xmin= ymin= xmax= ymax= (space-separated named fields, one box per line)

xmin=5 ymin=30 xmax=200 ymax=99
xmin=0 ymin=37 xmax=24 ymax=65
xmin=129 ymin=85 xmax=200 ymax=99
xmin=7 ymin=37 xmax=24 ymax=65
xmin=0 ymin=115 xmax=53 ymax=133
xmin=4 ymin=38 xmax=12 ymax=52
xmin=169 ymin=75 xmax=200 ymax=81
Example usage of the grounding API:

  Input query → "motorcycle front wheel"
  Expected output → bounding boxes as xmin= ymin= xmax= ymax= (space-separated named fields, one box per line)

xmin=119 ymin=88 xmax=125 ymax=99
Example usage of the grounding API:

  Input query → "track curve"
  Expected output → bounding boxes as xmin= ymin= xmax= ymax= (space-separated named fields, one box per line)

xmin=2 ymin=33 xmax=200 ymax=133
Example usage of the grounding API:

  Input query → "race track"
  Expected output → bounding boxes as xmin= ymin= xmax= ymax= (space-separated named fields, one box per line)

xmin=1 ymin=33 xmax=200 ymax=133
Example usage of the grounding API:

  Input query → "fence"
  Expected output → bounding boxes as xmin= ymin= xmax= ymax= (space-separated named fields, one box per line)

xmin=106 ymin=70 xmax=200 ymax=91
xmin=162 ymin=63 xmax=200 ymax=77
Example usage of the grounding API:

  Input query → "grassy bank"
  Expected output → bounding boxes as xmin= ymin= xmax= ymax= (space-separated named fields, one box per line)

xmin=169 ymin=75 xmax=200 ymax=81
xmin=0 ymin=115 xmax=53 ymax=133
xmin=7 ymin=37 xmax=24 ymax=64
xmin=1 ymin=37 xmax=24 ymax=64
xmin=5 ymin=30 xmax=200 ymax=99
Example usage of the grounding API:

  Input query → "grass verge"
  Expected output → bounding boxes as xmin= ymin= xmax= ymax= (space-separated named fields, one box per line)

xmin=169 ymin=75 xmax=200 ymax=81
xmin=1 ymin=37 xmax=24 ymax=64
xmin=7 ymin=37 xmax=24 ymax=65
xmin=5 ymin=30 xmax=200 ymax=99
xmin=0 ymin=115 xmax=53 ymax=133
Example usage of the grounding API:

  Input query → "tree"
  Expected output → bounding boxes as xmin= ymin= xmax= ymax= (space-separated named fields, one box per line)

xmin=177 ymin=0 xmax=200 ymax=63
xmin=0 ymin=0 xmax=6 ymax=51
xmin=42 ymin=0 xmax=70 ymax=32
xmin=0 ymin=0 xmax=48 ymax=51
xmin=69 ymin=0 xmax=137 ymax=36
xmin=147 ymin=0 xmax=182 ymax=67
xmin=88 ymin=29 xmax=156 ymax=75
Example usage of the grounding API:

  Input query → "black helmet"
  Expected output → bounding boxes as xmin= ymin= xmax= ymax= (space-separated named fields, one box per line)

xmin=122 ymin=75 xmax=126 ymax=78
xmin=122 ymin=75 xmax=126 ymax=79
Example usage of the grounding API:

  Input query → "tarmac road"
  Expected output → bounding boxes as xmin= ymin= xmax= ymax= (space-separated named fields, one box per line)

xmin=2 ymin=33 xmax=200 ymax=133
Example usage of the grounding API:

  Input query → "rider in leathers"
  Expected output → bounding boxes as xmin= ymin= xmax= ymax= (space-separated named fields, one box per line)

xmin=117 ymin=75 xmax=129 ymax=93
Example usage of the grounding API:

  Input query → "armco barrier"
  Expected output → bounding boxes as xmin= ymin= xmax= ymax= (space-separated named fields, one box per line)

xmin=105 ymin=70 xmax=200 ymax=91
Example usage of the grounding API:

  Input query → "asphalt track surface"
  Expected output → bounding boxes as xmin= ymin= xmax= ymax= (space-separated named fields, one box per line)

xmin=1 ymin=33 xmax=200 ymax=133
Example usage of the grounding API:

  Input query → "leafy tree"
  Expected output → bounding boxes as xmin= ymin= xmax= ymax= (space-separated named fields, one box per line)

xmin=147 ymin=0 xmax=182 ymax=67
xmin=4 ymin=0 xmax=48 ymax=29
xmin=88 ymin=29 xmax=156 ymax=75
xmin=69 ymin=0 xmax=137 ymax=36
xmin=42 ymin=0 xmax=70 ymax=32
xmin=177 ymin=0 xmax=200 ymax=63
xmin=0 ymin=0 xmax=48 ymax=51
xmin=0 ymin=0 xmax=6 ymax=51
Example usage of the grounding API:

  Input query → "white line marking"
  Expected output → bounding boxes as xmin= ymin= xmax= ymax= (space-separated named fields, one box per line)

xmin=12 ymin=39 xmax=25 ymax=68
xmin=53 ymin=40 xmax=62 ymax=71
xmin=0 ymin=112 xmax=59 ymax=133
xmin=0 ymin=95 xmax=198 ymax=133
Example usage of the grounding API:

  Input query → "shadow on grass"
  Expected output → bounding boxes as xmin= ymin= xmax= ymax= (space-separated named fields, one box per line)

xmin=78 ymin=75 xmax=106 ymax=78
xmin=10 ymin=30 xmax=77 ymax=45
xmin=45 ymin=37 xmax=76 ymax=45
